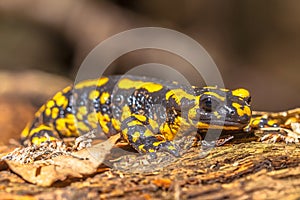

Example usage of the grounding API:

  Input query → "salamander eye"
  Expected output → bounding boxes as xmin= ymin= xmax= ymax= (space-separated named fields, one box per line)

xmin=200 ymin=97 xmax=220 ymax=112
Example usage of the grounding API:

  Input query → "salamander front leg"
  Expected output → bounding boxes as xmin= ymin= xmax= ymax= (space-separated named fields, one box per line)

xmin=246 ymin=115 xmax=299 ymax=143
xmin=121 ymin=115 xmax=180 ymax=157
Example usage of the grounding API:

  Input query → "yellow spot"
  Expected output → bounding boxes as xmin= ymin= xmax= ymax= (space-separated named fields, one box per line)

xmin=174 ymin=116 xmax=181 ymax=125
xmin=100 ymin=92 xmax=110 ymax=104
xmin=160 ymin=116 xmax=182 ymax=141
xmin=66 ymin=114 xmax=76 ymax=120
xmin=214 ymin=111 xmax=221 ymax=119
xmin=89 ymin=90 xmax=100 ymax=100
xmin=122 ymin=128 xmax=128 ymax=140
xmin=77 ymin=121 xmax=90 ymax=132
xmin=149 ymin=118 xmax=159 ymax=130
xmin=165 ymin=90 xmax=174 ymax=100
xmin=203 ymin=92 xmax=225 ymax=101
xmin=144 ymin=129 xmax=154 ymax=137
xmin=78 ymin=106 xmax=88 ymax=115
xmin=165 ymin=90 xmax=180 ymax=105
xmin=232 ymin=103 xmax=251 ymax=117
xmin=76 ymin=113 xmax=83 ymax=121
xmin=251 ymin=118 xmax=261 ymax=126
xmin=45 ymin=108 xmax=51 ymax=116
xmin=132 ymin=132 xmax=140 ymax=143
xmin=53 ymin=92 xmax=62 ymax=100
xmin=55 ymin=118 xmax=73 ymax=137
xmin=76 ymin=106 xmax=88 ymax=121
xmin=111 ymin=118 xmax=121 ymax=130
xmin=67 ymin=124 xmax=77 ymax=132
xmin=203 ymin=86 xmax=218 ymax=89
xmin=138 ymin=144 xmax=145 ymax=152
xmin=103 ymin=113 xmax=110 ymax=122
xmin=133 ymin=114 xmax=147 ymax=122
xmin=168 ymin=145 xmax=176 ymax=150
xmin=35 ymin=105 xmax=46 ymax=117
xmin=127 ymin=120 xmax=143 ymax=127
xmin=21 ymin=123 xmax=30 ymax=138
xmin=97 ymin=113 xmax=110 ymax=133
xmin=52 ymin=107 xmax=60 ymax=119
xmin=46 ymin=100 xmax=55 ymax=108
xmin=149 ymin=149 xmax=155 ymax=153
xmin=62 ymin=100 xmax=69 ymax=108
xmin=232 ymin=88 xmax=250 ymax=99
xmin=75 ymin=77 xmax=109 ymax=89
xmin=232 ymin=103 xmax=244 ymax=116
xmin=97 ymin=77 xmax=110 ymax=87
xmin=31 ymin=136 xmax=56 ymax=145
xmin=197 ymin=121 xmax=209 ymax=129
xmin=52 ymin=92 xmax=69 ymax=109
xmin=118 ymin=78 xmax=163 ymax=92
xmin=29 ymin=125 xmax=52 ymax=136
xmin=166 ymin=89 xmax=195 ymax=103
xmin=160 ymin=124 xmax=176 ymax=141
xmin=56 ymin=125 xmax=72 ymax=137
xmin=188 ymin=107 xmax=198 ymax=121
xmin=87 ymin=113 xmax=98 ymax=128
xmin=31 ymin=137 xmax=41 ymax=145
xmin=89 ymin=122 xmax=98 ymax=129
xmin=62 ymin=86 xmax=72 ymax=94
xmin=153 ymin=141 xmax=162 ymax=147
xmin=99 ymin=120 xmax=108 ymax=131
xmin=121 ymin=105 xmax=131 ymax=121
xmin=220 ymin=88 xmax=229 ymax=92
xmin=55 ymin=95 xmax=67 ymax=108
xmin=244 ymin=106 xmax=251 ymax=116
xmin=267 ymin=119 xmax=278 ymax=126
xmin=56 ymin=118 xmax=66 ymax=129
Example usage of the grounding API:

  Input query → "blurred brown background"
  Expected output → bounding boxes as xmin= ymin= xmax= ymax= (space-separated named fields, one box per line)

xmin=0 ymin=0 xmax=299 ymax=115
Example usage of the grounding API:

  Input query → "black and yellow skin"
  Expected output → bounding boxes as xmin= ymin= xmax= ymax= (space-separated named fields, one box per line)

xmin=21 ymin=75 xmax=252 ymax=156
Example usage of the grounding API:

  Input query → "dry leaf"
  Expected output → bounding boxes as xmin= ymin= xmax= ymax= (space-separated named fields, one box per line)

xmin=3 ymin=134 xmax=119 ymax=186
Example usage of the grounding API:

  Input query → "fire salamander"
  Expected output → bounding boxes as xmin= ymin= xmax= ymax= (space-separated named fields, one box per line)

xmin=21 ymin=75 xmax=253 ymax=157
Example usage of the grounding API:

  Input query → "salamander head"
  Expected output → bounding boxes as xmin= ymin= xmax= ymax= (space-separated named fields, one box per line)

xmin=189 ymin=86 xmax=252 ymax=130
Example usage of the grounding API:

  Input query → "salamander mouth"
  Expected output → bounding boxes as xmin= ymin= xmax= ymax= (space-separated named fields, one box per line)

xmin=198 ymin=119 xmax=248 ymax=130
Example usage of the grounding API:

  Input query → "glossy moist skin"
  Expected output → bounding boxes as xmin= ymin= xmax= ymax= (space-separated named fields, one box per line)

xmin=21 ymin=75 xmax=252 ymax=156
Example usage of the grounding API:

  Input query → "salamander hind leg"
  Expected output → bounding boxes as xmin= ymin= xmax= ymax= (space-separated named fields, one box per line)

xmin=21 ymin=124 xmax=60 ymax=146
xmin=121 ymin=114 xmax=180 ymax=157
